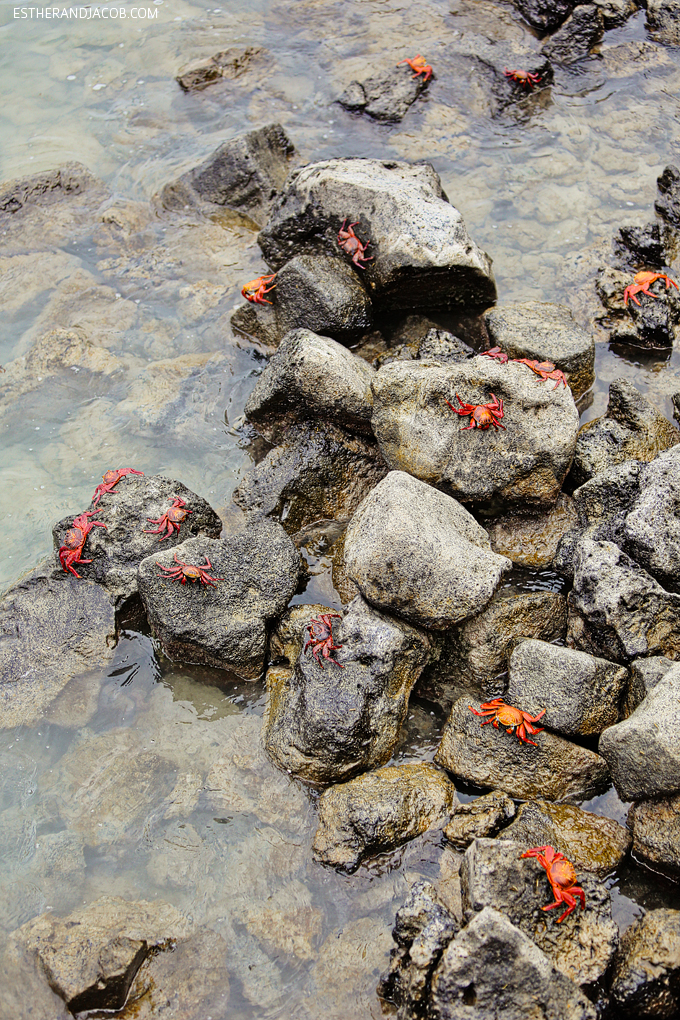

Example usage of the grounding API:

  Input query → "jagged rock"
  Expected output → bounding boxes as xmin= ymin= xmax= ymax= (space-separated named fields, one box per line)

xmin=499 ymin=801 xmax=630 ymax=875
xmin=312 ymin=762 xmax=456 ymax=872
xmin=487 ymin=494 xmax=579 ymax=567
xmin=610 ymin=909 xmax=680 ymax=1017
xmin=370 ymin=357 xmax=579 ymax=512
xmin=620 ymin=445 xmax=680 ymax=592
xmin=233 ymin=421 xmax=388 ymax=534
xmin=625 ymin=655 xmax=675 ymax=714
xmin=599 ymin=266 xmax=680 ymax=348
xmin=343 ymin=471 xmax=511 ymax=630
xmin=418 ymin=329 xmax=476 ymax=363
xmin=230 ymin=301 xmax=280 ymax=348
xmin=338 ymin=62 xmax=431 ymax=122
xmin=614 ymin=222 xmax=668 ymax=270
xmin=484 ymin=302 xmax=595 ymax=399
xmin=656 ymin=164 xmax=680 ymax=228
xmin=542 ymin=5 xmax=605 ymax=63
xmin=137 ymin=525 xmax=300 ymax=678
xmin=512 ymin=0 xmax=575 ymax=31
xmin=435 ymin=697 xmax=609 ymax=802
xmin=258 ymin=158 xmax=496 ymax=311
xmin=264 ymin=598 xmax=434 ymax=783
xmin=505 ymin=639 xmax=628 ymax=737
xmin=628 ymin=795 xmax=680 ymax=874
xmin=176 ymin=46 xmax=265 ymax=92
xmin=272 ymin=254 xmax=373 ymax=343
xmin=647 ymin=0 xmax=680 ymax=44
xmin=443 ymin=791 xmax=516 ymax=849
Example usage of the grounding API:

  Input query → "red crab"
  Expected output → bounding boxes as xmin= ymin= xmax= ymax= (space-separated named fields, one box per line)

xmin=446 ymin=393 xmax=506 ymax=431
xmin=304 ymin=612 xmax=344 ymax=669
xmin=504 ymin=68 xmax=541 ymax=89
xmin=156 ymin=551 xmax=222 ymax=587
xmin=91 ymin=468 xmax=144 ymax=507
xmin=241 ymin=273 xmax=277 ymax=305
xmin=481 ymin=346 xmax=509 ymax=363
xmin=397 ymin=54 xmax=433 ymax=81
xmin=513 ymin=358 xmax=567 ymax=388
xmin=59 ymin=510 xmax=107 ymax=579
xmin=144 ymin=497 xmax=192 ymax=541
xmin=521 ymin=845 xmax=586 ymax=923
xmin=623 ymin=271 xmax=678 ymax=307
xmin=337 ymin=220 xmax=373 ymax=269
xmin=469 ymin=698 xmax=545 ymax=746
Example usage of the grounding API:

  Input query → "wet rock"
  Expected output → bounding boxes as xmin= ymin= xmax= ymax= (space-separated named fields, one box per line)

xmin=176 ymin=46 xmax=265 ymax=92
xmin=159 ymin=123 xmax=295 ymax=226
xmin=418 ymin=328 xmax=476 ymax=363
xmin=506 ymin=639 xmax=628 ymax=737
xmin=273 ymin=254 xmax=373 ymax=343
xmin=371 ymin=358 xmax=579 ymax=512
xmin=626 ymin=655 xmax=675 ymax=714
xmin=338 ymin=62 xmax=430 ymax=122
xmin=233 ymin=421 xmax=388 ymax=534
xmin=343 ymin=471 xmax=511 ymax=630
xmin=258 ymin=158 xmax=496 ymax=312
xmin=615 ymin=222 xmax=668 ymax=270
xmin=599 ymin=265 xmax=680 ymax=348
xmin=312 ymin=762 xmax=456 ymax=872
xmin=499 ymin=801 xmax=630 ymax=875
xmin=0 ymin=940 xmax=72 ymax=1020
xmin=628 ymin=795 xmax=680 ymax=875
xmin=460 ymin=839 xmax=618 ymax=988
xmin=485 ymin=302 xmax=595 ymax=399
xmin=610 ymin=909 xmax=680 ymax=1017
xmin=0 ymin=561 xmax=115 ymax=729
xmin=230 ymin=300 xmax=280 ymax=348
xmin=656 ymin=164 xmax=680 ymax=228
xmin=138 ymin=524 xmax=300 ymax=678
xmin=542 ymin=5 xmax=605 ymax=64
xmin=430 ymin=906 xmax=597 ymax=1019
xmin=309 ymin=916 xmax=393 ymax=1020
xmin=443 ymin=791 xmax=516 ymax=849
xmin=621 ymin=445 xmax=680 ymax=592
xmin=593 ymin=0 xmax=639 ymax=28
xmin=487 ymin=52 xmax=554 ymax=107
xmin=512 ymin=0 xmax=575 ymax=31
xmin=264 ymin=597 xmax=434 ymax=784
xmin=487 ymin=493 xmax=579 ymax=567
xmin=435 ymin=697 xmax=609 ymax=802
xmin=0 ymin=162 xmax=110 ymax=242
xmin=647 ymin=0 xmax=680 ymax=44
xmin=52 ymin=473 xmax=222 ymax=607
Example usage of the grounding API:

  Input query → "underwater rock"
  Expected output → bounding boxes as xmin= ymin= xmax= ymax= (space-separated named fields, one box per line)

xmin=176 ymin=45 xmax=265 ymax=92
xmin=443 ymin=791 xmax=516 ymax=850
xmin=338 ymin=60 xmax=431 ymax=122
xmin=273 ymin=254 xmax=373 ymax=343
xmin=610 ymin=909 xmax=680 ymax=1017
xmin=0 ymin=162 xmax=110 ymax=245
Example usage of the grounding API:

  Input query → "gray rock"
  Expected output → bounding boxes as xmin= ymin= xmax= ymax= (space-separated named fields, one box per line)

xmin=656 ymin=164 xmax=680 ymax=228
xmin=626 ymin=655 xmax=675 ymax=714
xmin=418 ymin=328 xmax=476 ymax=363
xmin=592 ymin=0 xmax=638 ymax=28
xmin=0 ymin=940 xmax=72 ymax=1020
xmin=628 ymin=795 xmax=680 ymax=874
xmin=343 ymin=471 xmax=511 ymax=629
xmin=273 ymin=254 xmax=373 ymax=343
xmin=512 ymin=0 xmax=574 ymax=31
xmin=230 ymin=300 xmax=280 ymax=348
xmin=542 ymin=5 xmax=605 ymax=64
xmin=622 ymin=445 xmax=680 ymax=592
xmin=572 ymin=457 xmax=644 ymax=531
xmin=610 ymin=909 xmax=680 ymax=1017
xmin=0 ymin=561 xmax=115 ymax=729
xmin=506 ymin=639 xmax=628 ymax=736
xmin=487 ymin=494 xmax=579 ymax=568
xmin=435 ymin=697 xmax=609 ymax=802
xmin=647 ymin=0 xmax=680 ymax=44
xmin=338 ymin=62 xmax=430 ymax=122
xmin=371 ymin=358 xmax=579 ymax=512
xmin=599 ymin=665 xmax=680 ymax=800
xmin=159 ymin=123 xmax=295 ymax=226
xmin=137 ymin=525 xmax=300 ymax=678
xmin=264 ymin=597 xmax=434 ymax=783
xmin=258 ymin=158 xmax=496 ymax=311
xmin=312 ymin=762 xmax=456 ymax=872
xmin=176 ymin=45 xmax=264 ymax=92
xmin=484 ymin=302 xmax=595 ymax=399
xmin=444 ymin=791 xmax=516 ymax=850
xmin=0 ymin=162 xmax=110 ymax=227
xmin=614 ymin=222 xmax=668 ymax=270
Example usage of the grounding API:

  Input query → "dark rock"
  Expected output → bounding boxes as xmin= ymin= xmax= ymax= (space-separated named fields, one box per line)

xmin=418 ymin=328 xmax=476 ymax=363
xmin=656 ymin=164 xmax=680 ymax=228
xmin=273 ymin=254 xmax=373 ymax=343
xmin=443 ymin=791 xmax=516 ymax=849
xmin=159 ymin=123 xmax=295 ymax=226
xmin=484 ymin=302 xmax=595 ymax=399
xmin=233 ymin=421 xmax=388 ymax=534
xmin=258 ymin=158 xmax=496 ymax=312
xmin=647 ymin=0 xmax=680 ymax=45
xmin=592 ymin=0 xmax=639 ymax=28
xmin=343 ymin=471 xmax=511 ymax=630
xmin=628 ymin=795 xmax=680 ymax=875
xmin=435 ymin=697 xmax=609 ymax=802
xmin=312 ymin=762 xmax=456 ymax=871
xmin=230 ymin=300 xmax=280 ymax=348
xmin=621 ymin=445 xmax=680 ymax=592
xmin=137 ymin=524 xmax=300 ymax=678
xmin=626 ymin=655 xmax=675 ymax=714
xmin=512 ymin=0 xmax=575 ymax=31
xmin=52 ymin=473 xmax=222 ymax=607
xmin=489 ymin=54 xmax=554 ymax=106
xmin=618 ymin=282 xmax=680 ymax=349
xmin=610 ymin=909 xmax=680 ymax=1017
xmin=614 ymin=222 xmax=667 ymax=270
xmin=487 ymin=494 xmax=579 ymax=568
xmin=176 ymin=46 xmax=264 ymax=92
xmin=264 ymin=597 xmax=435 ymax=784
xmin=542 ymin=5 xmax=605 ymax=64
xmin=338 ymin=62 xmax=430 ymax=122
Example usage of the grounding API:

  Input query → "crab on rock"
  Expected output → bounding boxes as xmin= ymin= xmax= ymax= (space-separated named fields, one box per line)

xmin=156 ymin=551 xmax=222 ymax=587
xmin=504 ymin=68 xmax=541 ymax=89
xmin=59 ymin=510 xmax=107 ymax=578
xmin=304 ymin=612 xmax=344 ymax=669
xmin=242 ymin=273 xmax=277 ymax=305
xmin=397 ymin=54 xmax=433 ymax=81
xmin=521 ymin=845 xmax=586 ymax=923
xmin=481 ymin=346 xmax=509 ymax=364
xmin=91 ymin=468 xmax=144 ymax=507
xmin=337 ymin=220 xmax=373 ymax=269
xmin=469 ymin=698 xmax=545 ymax=746
xmin=446 ymin=393 xmax=506 ymax=431
xmin=144 ymin=497 xmax=192 ymax=541
xmin=513 ymin=358 xmax=567 ymax=388
xmin=623 ymin=271 xmax=679 ymax=307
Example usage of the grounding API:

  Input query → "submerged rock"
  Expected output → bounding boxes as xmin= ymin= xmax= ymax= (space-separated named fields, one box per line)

xmin=0 ymin=162 xmax=110 ymax=245
xmin=338 ymin=61 xmax=431 ymax=122
xmin=486 ymin=494 xmax=579 ymax=567
xmin=176 ymin=45 xmax=265 ymax=92
xmin=273 ymin=254 xmax=373 ymax=343
xmin=541 ymin=5 xmax=604 ymax=64
xmin=610 ymin=909 xmax=680 ymax=1017
xmin=628 ymin=795 xmax=680 ymax=874
xmin=444 ymin=791 xmax=516 ymax=850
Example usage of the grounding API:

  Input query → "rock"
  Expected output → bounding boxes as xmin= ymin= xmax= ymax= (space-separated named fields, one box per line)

xmin=484 ymin=302 xmax=595 ymax=399
xmin=621 ymin=445 xmax=680 ymax=592
xmin=610 ymin=909 xmax=680 ymax=1017
xmin=418 ymin=328 xmax=476 ymax=363
xmin=499 ymin=801 xmax=630 ymax=875
xmin=309 ymin=916 xmax=393 ymax=1020
xmin=647 ymin=0 xmax=680 ymax=44
xmin=460 ymin=839 xmax=618 ymax=988
xmin=264 ymin=597 xmax=434 ymax=783
xmin=618 ymin=282 xmax=680 ymax=349
xmin=430 ymin=907 xmax=597 ymax=1019
xmin=176 ymin=46 xmax=264 ymax=92
xmin=0 ymin=561 xmax=115 ymax=729
xmin=0 ymin=162 xmax=110 ymax=240
xmin=233 ymin=421 xmax=388 ymax=534
xmin=370 ymin=358 xmax=579 ymax=512
xmin=626 ymin=655 xmax=675 ymax=714
xmin=343 ymin=471 xmax=511 ymax=629
xmin=137 ymin=524 xmax=300 ymax=678
xmin=542 ymin=5 xmax=605 ymax=64
xmin=628 ymin=795 xmax=680 ymax=875
xmin=435 ymin=697 xmax=609 ymax=802
xmin=311 ymin=762 xmax=456 ymax=872
xmin=258 ymin=158 xmax=496 ymax=312
xmin=0 ymin=940 xmax=72 ymax=1020
xmin=273 ymin=254 xmax=373 ymax=343
xmin=443 ymin=791 xmax=516 ymax=849
xmin=512 ymin=0 xmax=575 ymax=31
xmin=599 ymin=665 xmax=680 ymax=800
xmin=489 ymin=52 xmax=554 ymax=106
xmin=614 ymin=222 xmax=668 ymax=270
xmin=52 ymin=473 xmax=222 ymax=607
xmin=592 ymin=0 xmax=638 ymax=27
xmin=656 ymin=164 xmax=680 ymax=228
xmin=487 ymin=494 xmax=579 ymax=567
xmin=505 ymin=639 xmax=628 ymax=737
xmin=159 ymin=124 xmax=295 ymax=226
xmin=230 ymin=300 xmax=280 ymax=348
xmin=338 ymin=62 xmax=430 ymax=122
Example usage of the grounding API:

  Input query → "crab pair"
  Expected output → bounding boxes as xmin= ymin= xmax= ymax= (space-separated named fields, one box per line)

xmin=481 ymin=348 xmax=568 ymax=388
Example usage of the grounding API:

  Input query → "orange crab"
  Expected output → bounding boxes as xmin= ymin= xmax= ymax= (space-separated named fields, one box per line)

xmin=504 ymin=68 xmax=541 ymax=89
xmin=144 ymin=497 xmax=192 ymax=541
xmin=469 ymin=698 xmax=545 ymax=746
xmin=338 ymin=219 xmax=373 ymax=269
xmin=521 ymin=845 xmax=586 ymax=923
xmin=513 ymin=359 xmax=567 ymax=388
xmin=241 ymin=274 xmax=277 ymax=305
xmin=623 ymin=271 xmax=678 ymax=307
xmin=304 ymin=612 xmax=344 ymax=669
xmin=446 ymin=393 xmax=506 ymax=431
xmin=397 ymin=54 xmax=433 ymax=81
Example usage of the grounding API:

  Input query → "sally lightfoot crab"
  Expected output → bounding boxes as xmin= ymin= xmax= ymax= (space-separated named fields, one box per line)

xmin=469 ymin=698 xmax=545 ymax=746
xmin=623 ymin=271 xmax=678 ymax=306
xmin=156 ymin=551 xmax=223 ymax=587
xmin=91 ymin=468 xmax=144 ymax=507
xmin=521 ymin=845 xmax=586 ymax=922
xmin=304 ymin=613 xmax=344 ymax=669
xmin=144 ymin=497 xmax=192 ymax=541
xmin=59 ymin=510 xmax=107 ymax=578
xmin=337 ymin=220 xmax=373 ymax=269
xmin=514 ymin=358 xmax=567 ymax=388
xmin=242 ymin=274 xmax=277 ymax=305
xmin=504 ymin=68 xmax=541 ymax=89
xmin=446 ymin=393 xmax=506 ymax=431
xmin=397 ymin=54 xmax=433 ymax=81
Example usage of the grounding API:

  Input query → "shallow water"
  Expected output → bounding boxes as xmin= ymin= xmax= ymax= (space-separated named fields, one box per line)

xmin=2 ymin=0 xmax=680 ymax=1014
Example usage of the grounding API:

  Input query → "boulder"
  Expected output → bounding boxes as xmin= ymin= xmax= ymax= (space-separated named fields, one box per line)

xmin=230 ymin=300 xmax=280 ymax=348
xmin=257 ymin=158 xmax=496 ymax=311
xmin=176 ymin=45 xmax=264 ymax=92
xmin=343 ymin=471 xmax=511 ymax=629
xmin=628 ymin=795 xmax=680 ymax=874
xmin=625 ymin=655 xmax=675 ymax=714
xmin=647 ymin=0 xmax=680 ymax=44
xmin=656 ymin=164 xmax=680 ymax=228
xmin=614 ymin=222 xmax=668 ymax=270
xmin=484 ymin=302 xmax=595 ymax=398
xmin=272 ymin=254 xmax=373 ymax=343
xmin=443 ymin=791 xmax=516 ymax=849
xmin=541 ymin=5 xmax=605 ymax=64
xmin=137 ymin=525 xmax=300 ymax=678
xmin=311 ymin=762 xmax=456 ymax=872
xmin=599 ymin=266 xmax=680 ymax=348
xmin=621 ymin=445 xmax=680 ymax=592
xmin=610 ymin=909 xmax=680 ymax=1017
xmin=338 ymin=61 xmax=431 ymax=122
xmin=486 ymin=494 xmax=579 ymax=567
xmin=435 ymin=697 xmax=609 ymax=802
xmin=264 ymin=598 xmax=434 ymax=784
xmin=370 ymin=357 xmax=579 ymax=512
xmin=512 ymin=0 xmax=575 ymax=31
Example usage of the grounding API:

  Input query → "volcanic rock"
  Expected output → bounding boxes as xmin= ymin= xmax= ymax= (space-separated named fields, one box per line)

xmin=443 ymin=791 xmax=516 ymax=849
xmin=610 ymin=909 xmax=680 ymax=1017
xmin=628 ymin=795 xmax=680 ymax=874
xmin=272 ymin=254 xmax=373 ymax=343
xmin=541 ymin=5 xmax=604 ymax=64
xmin=338 ymin=61 xmax=431 ymax=122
